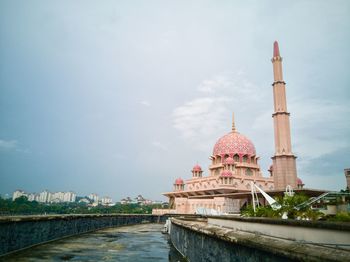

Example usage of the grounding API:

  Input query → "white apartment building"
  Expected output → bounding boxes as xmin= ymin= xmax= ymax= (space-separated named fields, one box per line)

xmin=12 ymin=189 xmax=76 ymax=203
xmin=49 ymin=191 xmax=76 ymax=203
xmin=27 ymin=193 xmax=39 ymax=201
xmin=64 ymin=191 xmax=76 ymax=202
xmin=12 ymin=190 xmax=27 ymax=200
xmin=101 ymin=196 xmax=112 ymax=205
xmin=88 ymin=193 xmax=99 ymax=203
xmin=39 ymin=190 xmax=51 ymax=203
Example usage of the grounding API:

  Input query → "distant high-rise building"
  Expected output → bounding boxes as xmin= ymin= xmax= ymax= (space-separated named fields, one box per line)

xmin=39 ymin=190 xmax=50 ymax=203
xmin=27 ymin=193 xmax=38 ymax=201
xmin=101 ymin=196 xmax=112 ymax=205
xmin=11 ymin=189 xmax=76 ymax=203
xmin=88 ymin=193 xmax=99 ymax=203
xmin=50 ymin=192 xmax=63 ymax=203
xmin=12 ymin=190 xmax=27 ymax=200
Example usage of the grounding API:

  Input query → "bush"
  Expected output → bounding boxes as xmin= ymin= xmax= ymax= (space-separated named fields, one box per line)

xmin=241 ymin=205 xmax=280 ymax=218
xmin=327 ymin=212 xmax=350 ymax=222
xmin=241 ymin=194 xmax=323 ymax=220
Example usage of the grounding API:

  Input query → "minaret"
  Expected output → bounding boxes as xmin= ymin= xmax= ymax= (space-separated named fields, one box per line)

xmin=232 ymin=112 xmax=236 ymax=132
xmin=271 ymin=41 xmax=298 ymax=190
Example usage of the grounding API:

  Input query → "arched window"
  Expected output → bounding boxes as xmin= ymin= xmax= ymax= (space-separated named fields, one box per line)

xmin=243 ymin=155 xmax=248 ymax=162
xmin=246 ymin=168 xmax=253 ymax=176
xmin=234 ymin=154 xmax=239 ymax=162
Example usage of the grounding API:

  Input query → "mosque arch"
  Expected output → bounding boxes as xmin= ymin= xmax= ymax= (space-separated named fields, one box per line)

xmin=246 ymin=168 xmax=253 ymax=176
xmin=242 ymin=155 xmax=248 ymax=162
xmin=251 ymin=156 xmax=255 ymax=163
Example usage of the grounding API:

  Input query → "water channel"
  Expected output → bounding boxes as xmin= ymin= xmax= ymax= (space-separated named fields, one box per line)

xmin=3 ymin=223 xmax=185 ymax=261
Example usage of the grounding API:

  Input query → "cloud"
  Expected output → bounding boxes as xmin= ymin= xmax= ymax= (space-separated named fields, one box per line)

xmin=197 ymin=75 xmax=232 ymax=93
xmin=111 ymin=153 xmax=126 ymax=160
xmin=252 ymin=98 xmax=350 ymax=158
xmin=139 ymin=100 xmax=151 ymax=107
xmin=290 ymin=99 xmax=350 ymax=159
xmin=196 ymin=72 xmax=263 ymax=103
xmin=172 ymin=96 xmax=231 ymax=152
xmin=160 ymin=30 xmax=177 ymax=45
xmin=172 ymin=72 xmax=263 ymax=152
xmin=0 ymin=139 xmax=30 ymax=153
xmin=151 ymin=141 xmax=168 ymax=151
xmin=251 ymin=97 xmax=350 ymax=185
xmin=0 ymin=139 xmax=18 ymax=150
xmin=287 ymin=99 xmax=350 ymax=181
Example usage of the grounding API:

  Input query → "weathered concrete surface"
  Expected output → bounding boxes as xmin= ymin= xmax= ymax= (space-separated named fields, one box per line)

xmin=206 ymin=215 xmax=350 ymax=231
xmin=0 ymin=214 xmax=168 ymax=256
xmin=170 ymin=217 xmax=350 ymax=262
xmin=208 ymin=216 xmax=350 ymax=249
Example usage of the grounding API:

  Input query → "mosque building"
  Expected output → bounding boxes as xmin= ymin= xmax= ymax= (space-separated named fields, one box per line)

xmin=158 ymin=42 xmax=305 ymax=214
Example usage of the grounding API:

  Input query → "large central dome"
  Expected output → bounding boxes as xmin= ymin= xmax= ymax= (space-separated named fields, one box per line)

xmin=213 ymin=131 xmax=256 ymax=156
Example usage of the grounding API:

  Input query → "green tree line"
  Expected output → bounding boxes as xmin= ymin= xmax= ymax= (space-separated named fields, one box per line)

xmin=0 ymin=196 xmax=166 ymax=216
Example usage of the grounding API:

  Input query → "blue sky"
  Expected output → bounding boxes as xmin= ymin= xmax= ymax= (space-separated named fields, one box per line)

xmin=1 ymin=1 xmax=349 ymax=201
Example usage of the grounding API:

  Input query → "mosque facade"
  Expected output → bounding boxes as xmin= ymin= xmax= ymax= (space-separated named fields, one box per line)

xmin=158 ymin=42 xmax=302 ymax=215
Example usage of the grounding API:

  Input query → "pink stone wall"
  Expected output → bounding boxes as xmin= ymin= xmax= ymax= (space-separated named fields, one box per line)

xmin=272 ymin=156 xmax=297 ymax=190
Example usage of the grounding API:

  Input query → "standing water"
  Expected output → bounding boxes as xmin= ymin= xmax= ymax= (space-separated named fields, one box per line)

xmin=3 ymin=223 xmax=185 ymax=261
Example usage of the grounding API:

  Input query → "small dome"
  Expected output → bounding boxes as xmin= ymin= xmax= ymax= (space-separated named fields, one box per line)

xmin=192 ymin=164 xmax=202 ymax=172
xmin=224 ymin=157 xmax=234 ymax=165
xmin=174 ymin=178 xmax=184 ymax=185
xmin=297 ymin=178 xmax=303 ymax=185
xmin=220 ymin=170 xmax=233 ymax=177
xmin=213 ymin=131 xmax=256 ymax=157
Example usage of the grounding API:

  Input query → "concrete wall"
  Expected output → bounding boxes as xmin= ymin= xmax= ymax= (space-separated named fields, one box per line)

xmin=170 ymin=221 xmax=293 ymax=262
xmin=0 ymin=214 xmax=167 ymax=256
xmin=208 ymin=216 xmax=350 ymax=247
xmin=170 ymin=217 xmax=350 ymax=262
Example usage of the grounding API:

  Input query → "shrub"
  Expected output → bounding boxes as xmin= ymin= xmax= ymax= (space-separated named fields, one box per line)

xmin=327 ymin=212 xmax=350 ymax=222
xmin=241 ymin=194 xmax=323 ymax=220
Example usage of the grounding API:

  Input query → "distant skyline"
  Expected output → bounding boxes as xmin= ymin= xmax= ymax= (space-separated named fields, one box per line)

xmin=9 ymin=188 xmax=154 ymax=201
xmin=1 ymin=1 xmax=349 ymax=200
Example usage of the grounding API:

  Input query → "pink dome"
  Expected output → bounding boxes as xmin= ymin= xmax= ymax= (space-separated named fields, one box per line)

xmin=297 ymin=178 xmax=303 ymax=185
xmin=220 ymin=170 xmax=233 ymax=177
xmin=174 ymin=178 xmax=184 ymax=185
xmin=213 ymin=131 xmax=256 ymax=156
xmin=224 ymin=157 xmax=234 ymax=165
xmin=192 ymin=164 xmax=202 ymax=172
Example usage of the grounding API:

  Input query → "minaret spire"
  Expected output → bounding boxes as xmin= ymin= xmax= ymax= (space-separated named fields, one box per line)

xmin=231 ymin=112 xmax=236 ymax=132
xmin=271 ymin=41 xmax=297 ymax=190
xmin=273 ymin=41 xmax=280 ymax=57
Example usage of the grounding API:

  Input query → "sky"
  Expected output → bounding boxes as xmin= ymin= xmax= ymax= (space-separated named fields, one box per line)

xmin=0 ymin=1 xmax=349 ymax=201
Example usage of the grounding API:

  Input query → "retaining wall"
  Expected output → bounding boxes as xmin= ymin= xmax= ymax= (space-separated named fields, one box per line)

xmin=208 ymin=216 xmax=350 ymax=247
xmin=0 ymin=214 xmax=167 ymax=256
xmin=170 ymin=220 xmax=293 ymax=262
xmin=170 ymin=217 xmax=350 ymax=262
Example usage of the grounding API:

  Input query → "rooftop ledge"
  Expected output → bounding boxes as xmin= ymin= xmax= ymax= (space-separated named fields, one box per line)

xmin=170 ymin=216 xmax=350 ymax=261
